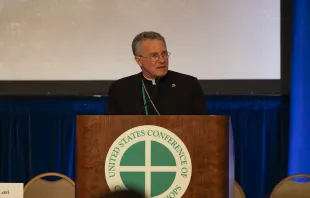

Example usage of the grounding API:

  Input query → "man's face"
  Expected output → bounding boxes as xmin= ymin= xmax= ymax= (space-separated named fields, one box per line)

xmin=135 ymin=39 xmax=169 ymax=78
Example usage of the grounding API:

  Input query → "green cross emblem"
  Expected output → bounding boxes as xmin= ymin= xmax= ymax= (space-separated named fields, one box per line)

xmin=105 ymin=125 xmax=191 ymax=198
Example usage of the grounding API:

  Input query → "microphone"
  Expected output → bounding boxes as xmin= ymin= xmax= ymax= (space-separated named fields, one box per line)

xmin=138 ymin=77 xmax=160 ymax=114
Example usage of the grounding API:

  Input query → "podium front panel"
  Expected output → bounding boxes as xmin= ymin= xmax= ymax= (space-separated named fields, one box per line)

xmin=76 ymin=115 xmax=229 ymax=198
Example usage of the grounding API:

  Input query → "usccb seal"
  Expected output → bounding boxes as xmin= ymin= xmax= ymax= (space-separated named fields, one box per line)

xmin=105 ymin=125 xmax=192 ymax=198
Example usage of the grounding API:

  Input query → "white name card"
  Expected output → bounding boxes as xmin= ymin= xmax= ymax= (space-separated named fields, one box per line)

xmin=0 ymin=183 xmax=23 ymax=198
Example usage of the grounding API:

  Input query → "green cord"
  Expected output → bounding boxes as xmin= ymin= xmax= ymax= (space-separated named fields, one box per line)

xmin=142 ymin=83 xmax=148 ymax=115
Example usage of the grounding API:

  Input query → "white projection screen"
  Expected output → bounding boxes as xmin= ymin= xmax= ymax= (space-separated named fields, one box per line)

xmin=0 ymin=0 xmax=285 ymax=95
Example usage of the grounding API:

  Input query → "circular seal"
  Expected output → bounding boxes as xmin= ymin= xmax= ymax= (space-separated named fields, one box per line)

xmin=105 ymin=125 xmax=192 ymax=198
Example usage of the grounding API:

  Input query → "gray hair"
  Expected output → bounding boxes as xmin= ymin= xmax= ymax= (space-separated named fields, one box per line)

xmin=132 ymin=31 xmax=166 ymax=56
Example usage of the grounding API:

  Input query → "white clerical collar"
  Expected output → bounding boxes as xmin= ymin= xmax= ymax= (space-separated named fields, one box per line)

xmin=143 ymin=74 xmax=156 ymax=85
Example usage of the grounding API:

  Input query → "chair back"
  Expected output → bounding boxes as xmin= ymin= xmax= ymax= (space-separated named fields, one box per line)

xmin=24 ymin=172 xmax=75 ymax=198
xmin=234 ymin=181 xmax=245 ymax=198
xmin=270 ymin=174 xmax=310 ymax=198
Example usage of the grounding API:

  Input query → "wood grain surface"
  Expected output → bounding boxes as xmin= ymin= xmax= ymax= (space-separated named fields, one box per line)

xmin=76 ymin=115 xmax=229 ymax=198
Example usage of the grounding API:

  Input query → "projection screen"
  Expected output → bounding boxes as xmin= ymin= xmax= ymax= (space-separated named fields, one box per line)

xmin=0 ymin=0 xmax=287 ymax=95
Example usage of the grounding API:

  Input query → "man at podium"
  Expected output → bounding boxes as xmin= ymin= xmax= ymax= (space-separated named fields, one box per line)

xmin=106 ymin=31 xmax=206 ymax=115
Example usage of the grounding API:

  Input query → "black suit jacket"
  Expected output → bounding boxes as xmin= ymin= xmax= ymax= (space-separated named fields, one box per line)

xmin=106 ymin=70 xmax=207 ymax=115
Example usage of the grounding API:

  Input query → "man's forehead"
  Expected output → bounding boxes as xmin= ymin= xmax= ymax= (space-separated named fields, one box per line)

xmin=141 ymin=39 xmax=167 ymax=53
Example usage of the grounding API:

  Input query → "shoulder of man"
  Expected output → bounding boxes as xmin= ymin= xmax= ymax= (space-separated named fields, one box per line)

xmin=109 ymin=73 xmax=140 ymax=89
xmin=167 ymin=70 xmax=199 ymax=84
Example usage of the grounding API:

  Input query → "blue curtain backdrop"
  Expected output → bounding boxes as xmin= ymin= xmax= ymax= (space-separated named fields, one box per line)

xmin=0 ymin=96 xmax=289 ymax=198
xmin=289 ymin=0 xmax=310 ymax=175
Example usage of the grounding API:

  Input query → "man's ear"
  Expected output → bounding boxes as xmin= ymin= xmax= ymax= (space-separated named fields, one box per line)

xmin=135 ymin=56 xmax=143 ymax=67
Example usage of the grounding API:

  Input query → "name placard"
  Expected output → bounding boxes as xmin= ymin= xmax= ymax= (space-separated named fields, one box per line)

xmin=0 ymin=183 xmax=23 ymax=198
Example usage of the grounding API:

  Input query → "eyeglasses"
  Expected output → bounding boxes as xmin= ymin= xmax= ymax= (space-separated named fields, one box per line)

xmin=139 ymin=51 xmax=171 ymax=62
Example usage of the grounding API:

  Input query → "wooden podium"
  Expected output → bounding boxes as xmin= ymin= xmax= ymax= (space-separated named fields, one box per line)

xmin=76 ymin=115 xmax=229 ymax=198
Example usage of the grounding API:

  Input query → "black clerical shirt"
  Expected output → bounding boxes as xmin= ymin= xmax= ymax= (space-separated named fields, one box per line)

xmin=141 ymin=75 xmax=160 ymax=115
xmin=106 ymin=70 xmax=207 ymax=115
